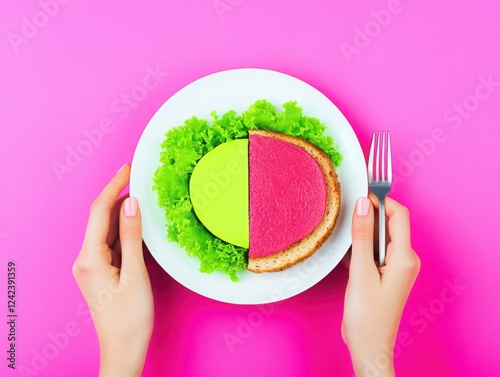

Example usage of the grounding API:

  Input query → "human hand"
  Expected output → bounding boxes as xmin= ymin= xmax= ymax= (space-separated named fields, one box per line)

xmin=72 ymin=164 xmax=154 ymax=377
xmin=342 ymin=195 xmax=420 ymax=377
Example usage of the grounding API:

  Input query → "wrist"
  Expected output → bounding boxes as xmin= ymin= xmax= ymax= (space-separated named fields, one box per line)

xmin=99 ymin=364 xmax=144 ymax=377
xmin=99 ymin=353 xmax=146 ymax=377
xmin=98 ymin=340 xmax=150 ymax=377
xmin=349 ymin=343 xmax=395 ymax=377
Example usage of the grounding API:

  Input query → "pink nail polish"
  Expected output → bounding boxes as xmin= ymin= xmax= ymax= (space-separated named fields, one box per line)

xmin=116 ymin=163 xmax=128 ymax=175
xmin=356 ymin=197 xmax=370 ymax=216
xmin=124 ymin=197 xmax=138 ymax=217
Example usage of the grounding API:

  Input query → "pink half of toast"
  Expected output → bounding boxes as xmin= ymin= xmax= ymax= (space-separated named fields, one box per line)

xmin=248 ymin=130 xmax=341 ymax=273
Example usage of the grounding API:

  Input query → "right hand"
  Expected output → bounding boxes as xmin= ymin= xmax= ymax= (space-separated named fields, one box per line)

xmin=342 ymin=195 xmax=420 ymax=377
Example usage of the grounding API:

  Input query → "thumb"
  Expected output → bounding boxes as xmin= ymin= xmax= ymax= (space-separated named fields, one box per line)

xmin=119 ymin=197 xmax=147 ymax=280
xmin=350 ymin=197 xmax=378 ymax=282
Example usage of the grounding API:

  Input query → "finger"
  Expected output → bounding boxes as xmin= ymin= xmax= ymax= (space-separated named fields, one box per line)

xmin=368 ymin=192 xmax=379 ymax=208
xmin=383 ymin=245 xmax=420 ymax=277
xmin=350 ymin=197 xmax=379 ymax=281
xmin=384 ymin=197 xmax=411 ymax=249
xmin=381 ymin=247 xmax=421 ymax=303
xmin=106 ymin=195 xmax=129 ymax=247
xmin=119 ymin=197 xmax=148 ymax=280
xmin=379 ymin=197 xmax=420 ymax=289
xmin=368 ymin=195 xmax=411 ymax=250
xmin=82 ymin=164 xmax=130 ymax=255
xmin=111 ymin=238 xmax=123 ymax=268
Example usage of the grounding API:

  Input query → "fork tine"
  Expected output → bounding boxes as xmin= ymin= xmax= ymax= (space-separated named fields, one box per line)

xmin=367 ymin=131 xmax=391 ymax=267
xmin=381 ymin=131 xmax=386 ymax=181
xmin=387 ymin=131 xmax=392 ymax=183
xmin=368 ymin=132 xmax=375 ymax=182
xmin=376 ymin=131 xmax=381 ymax=181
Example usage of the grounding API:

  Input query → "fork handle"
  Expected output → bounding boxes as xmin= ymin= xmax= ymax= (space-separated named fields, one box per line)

xmin=378 ymin=199 xmax=386 ymax=267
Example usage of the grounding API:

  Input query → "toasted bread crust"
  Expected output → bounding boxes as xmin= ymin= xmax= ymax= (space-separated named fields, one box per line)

xmin=247 ymin=130 xmax=341 ymax=273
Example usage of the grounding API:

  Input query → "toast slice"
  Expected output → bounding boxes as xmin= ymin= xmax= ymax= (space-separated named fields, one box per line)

xmin=247 ymin=130 xmax=341 ymax=273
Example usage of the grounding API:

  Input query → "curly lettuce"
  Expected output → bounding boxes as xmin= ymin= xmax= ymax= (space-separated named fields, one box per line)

xmin=152 ymin=100 xmax=342 ymax=282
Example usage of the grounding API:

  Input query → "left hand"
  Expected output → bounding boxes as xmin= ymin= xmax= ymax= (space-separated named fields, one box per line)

xmin=72 ymin=164 xmax=154 ymax=377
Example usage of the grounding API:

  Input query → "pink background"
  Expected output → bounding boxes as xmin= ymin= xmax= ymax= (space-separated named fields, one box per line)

xmin=1 ymin=0 xmax=500 ymax=376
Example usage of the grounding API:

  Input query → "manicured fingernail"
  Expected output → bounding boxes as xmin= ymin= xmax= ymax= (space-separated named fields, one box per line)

xmin=116 ymin=163 xmax=128 ymax=175
xmin=124 ymin=197 xmax=138 ymax=217
xmin=356 ymin=197 xmax=370 ymax=216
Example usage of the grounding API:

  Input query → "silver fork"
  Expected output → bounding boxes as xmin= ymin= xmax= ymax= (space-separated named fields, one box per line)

xmin=368 ymin=131 xmax=392 ymax=267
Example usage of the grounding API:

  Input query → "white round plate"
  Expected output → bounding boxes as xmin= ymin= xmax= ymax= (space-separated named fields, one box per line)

xmin=130 ymin=68 xmax=367 ymax=305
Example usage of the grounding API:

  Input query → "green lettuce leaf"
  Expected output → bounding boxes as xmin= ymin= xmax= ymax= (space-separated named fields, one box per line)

xmin=152 ymin=99 xmax=342 ymax=282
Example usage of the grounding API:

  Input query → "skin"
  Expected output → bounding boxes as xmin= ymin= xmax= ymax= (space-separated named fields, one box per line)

xmin=72 ymin=164 xmax=153 ymax=377
xmin=73 ymin=168 xmax=419 ymax=377
xmin=342 ymin=194 xmax=421 ymax=376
